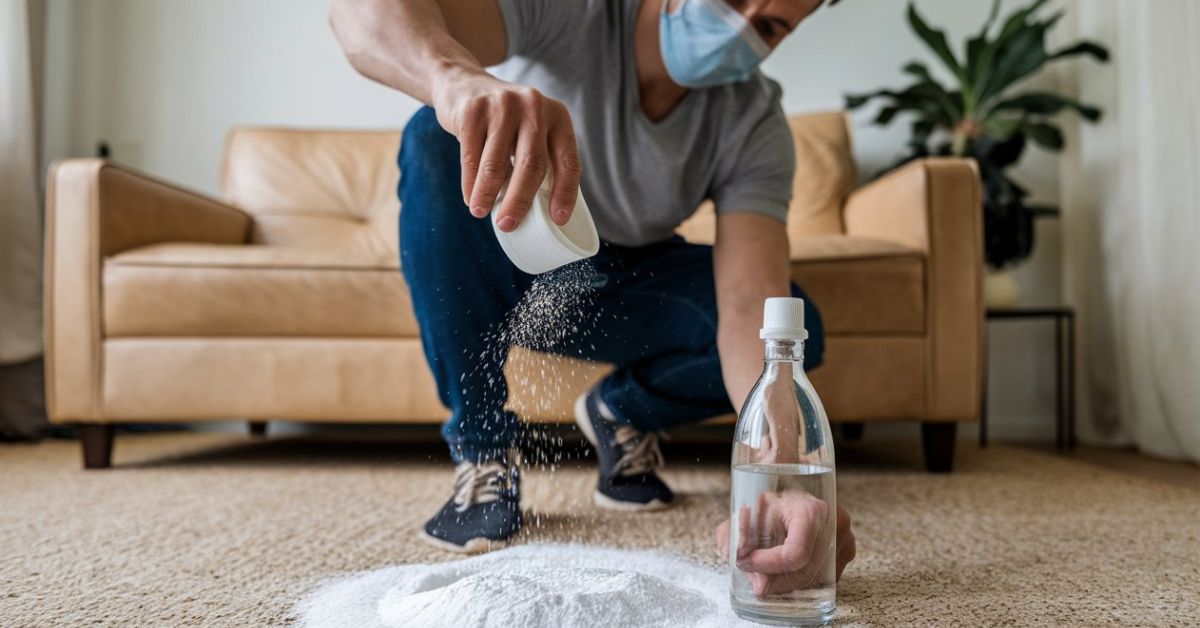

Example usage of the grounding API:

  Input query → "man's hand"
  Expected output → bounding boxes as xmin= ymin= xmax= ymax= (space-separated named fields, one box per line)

xmin=329 ymin=0 xmax=581 ymax=233
xmin=716 ymin=495 xmax=856 ymax=596
xmin=433 ymin=73 xmax=582 ymax=232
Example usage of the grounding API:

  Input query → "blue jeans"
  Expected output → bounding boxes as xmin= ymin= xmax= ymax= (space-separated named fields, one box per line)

xmin=398 ymin=106 xmax=824 ymax=463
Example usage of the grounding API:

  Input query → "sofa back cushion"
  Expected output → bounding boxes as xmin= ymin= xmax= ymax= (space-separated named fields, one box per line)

xmin=220 ymin=128 xmax=401 ymax=255
xmin=678 ymin=111 xmax=856 ymax=244
xmin=788 ymin=111 xmax=856 ymax=236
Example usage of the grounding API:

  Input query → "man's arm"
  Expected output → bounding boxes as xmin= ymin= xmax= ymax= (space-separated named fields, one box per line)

xmin=713 ymin=212 xmax=793 ymax=411
xmin=328 ymin=0 xmax=581 ymax=230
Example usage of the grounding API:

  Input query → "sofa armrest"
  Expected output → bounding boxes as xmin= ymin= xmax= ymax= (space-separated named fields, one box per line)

xmin=843 ymin=157 xmax=984 ymax=421
xmin=43 ymin=159 xmax=251 ymax=421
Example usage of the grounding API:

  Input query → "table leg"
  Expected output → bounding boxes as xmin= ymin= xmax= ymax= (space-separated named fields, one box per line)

xmin=980 ymin=321 xmax=989 ymax=448
xmin=1067 ymin=312 xmax=1077 ymax=450
xmin=1055 ymin=315 xmax=1065 ymax=452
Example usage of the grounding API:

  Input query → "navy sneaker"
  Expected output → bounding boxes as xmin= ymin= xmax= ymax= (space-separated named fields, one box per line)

xmin=574 ymin=391 xmax=674 ymax=511
xmin=420 ymin=456 xmax=522 ymax=554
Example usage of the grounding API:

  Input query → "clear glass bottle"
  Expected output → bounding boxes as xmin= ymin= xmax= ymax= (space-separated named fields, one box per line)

xmin=730 ymin=297 xmax=836 ymax=626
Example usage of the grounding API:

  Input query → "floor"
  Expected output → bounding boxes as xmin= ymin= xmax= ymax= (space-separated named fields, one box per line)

xmin=1 ymin=430 xmax=1197 ymax=627
xmin=1037 ymin=444 xmax=1200 ymax=489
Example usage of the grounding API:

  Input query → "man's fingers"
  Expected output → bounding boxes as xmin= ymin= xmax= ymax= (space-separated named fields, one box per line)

xmin=468 ymin=110 xmax=517 ymax=221
xmin=497 ymin=126 xmax=548 ymax=232
xmin=739 ymin=539 xmax=814 ymax=575
xmin=737 ymin=499 xmax=824 ymax=575
xmin=491 ymin=88 xmax=552 ymax=232
xmin=458 ymin=110 xmax=487 ymax=208
xmin=715 ymin=519 xmax=731 ymax=558
xmin=753 ymin=567 xmax=821 ymax=597
xmin=737 ymin=505 xmax=752 ymax=559
xmin=546 ymin=114 xmax=581 ymax=226
xmin=835 ymin=506 xmax=856 ymax=581
xmin=836 ymin=535 xmax=855 ymax=581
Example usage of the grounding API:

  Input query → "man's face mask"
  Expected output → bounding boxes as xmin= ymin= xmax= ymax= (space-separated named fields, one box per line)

xmin=659 ymin=0 xmax=772 ymax=89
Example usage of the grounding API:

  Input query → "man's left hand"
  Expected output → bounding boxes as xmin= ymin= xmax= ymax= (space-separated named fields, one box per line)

xmin=716 ymin=498 xmax=856 ymax=596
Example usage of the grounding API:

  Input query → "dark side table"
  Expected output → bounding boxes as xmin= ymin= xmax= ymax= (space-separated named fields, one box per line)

xmin=980 ymin=307 xmax=1076 ymax=451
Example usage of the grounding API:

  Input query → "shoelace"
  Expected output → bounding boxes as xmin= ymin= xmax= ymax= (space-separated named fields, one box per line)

xmin=451 ymin=460 xmax=513 ymax=512
xmin=611 ymin=425 xmax=666 ymax=477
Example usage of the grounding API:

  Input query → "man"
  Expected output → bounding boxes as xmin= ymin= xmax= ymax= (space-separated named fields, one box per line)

xmin=329 ymin=0 xmax=854 ymax=578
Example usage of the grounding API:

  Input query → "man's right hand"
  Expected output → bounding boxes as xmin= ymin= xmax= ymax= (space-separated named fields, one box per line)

xmin=433 ymin=73 xmax=582 ymax=233
xmin=329 ymin=0 xmax=581 ymax=233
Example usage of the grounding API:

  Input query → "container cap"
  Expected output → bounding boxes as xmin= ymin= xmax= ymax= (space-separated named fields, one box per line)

xmin=492 ymin=174 xmax=599 ymax=275
xmin=760 ymin=297 xmax=809 ymax=340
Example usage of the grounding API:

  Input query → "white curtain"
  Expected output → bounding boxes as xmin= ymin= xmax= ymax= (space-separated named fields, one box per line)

xmin=1060 ymin=0 xmax=1200 ymax=462
xmin=0 ymin=0 xmax=43 ymax=365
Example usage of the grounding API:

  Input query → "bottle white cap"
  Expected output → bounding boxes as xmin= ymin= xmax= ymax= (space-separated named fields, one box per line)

xmin=491 ymin=174 xmax=600 ymax=275
xmin=760 ymin=297 xmax=809 ymax=340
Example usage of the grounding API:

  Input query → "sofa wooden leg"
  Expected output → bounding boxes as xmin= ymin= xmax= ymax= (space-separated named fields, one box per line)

xmin=79 ymin=425 xmax=114 ymax=469
xmin=840 ymin=422 xmax=864 ymax=441
xmin=921 ymin=422 xmax=956 ymax=473
xmin=248 ymin=421 xmax=268 ymax=437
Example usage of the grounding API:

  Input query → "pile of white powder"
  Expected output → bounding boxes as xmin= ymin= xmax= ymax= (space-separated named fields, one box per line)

xmin=295 ymin=544 xmax=757 ymax=628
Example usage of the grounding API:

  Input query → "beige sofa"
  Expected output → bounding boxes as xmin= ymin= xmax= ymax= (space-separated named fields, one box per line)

xmin=44 ymin=111 xmax=984 ymax=472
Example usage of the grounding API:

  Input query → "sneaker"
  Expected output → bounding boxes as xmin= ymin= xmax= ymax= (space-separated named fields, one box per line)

xmin=420 ymin=456 xmax=522 ymax=554
xmin=574 ymin=391 xmax=674 ymax=511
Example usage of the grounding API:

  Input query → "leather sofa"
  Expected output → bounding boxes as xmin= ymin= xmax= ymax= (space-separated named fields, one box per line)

xmin=44 ymin=111 xmax=984 ymax=472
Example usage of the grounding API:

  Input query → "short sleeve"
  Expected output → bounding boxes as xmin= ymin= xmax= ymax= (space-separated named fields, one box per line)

xmin=496 ymin=0 xmax=582 ymax=60
xmin=710 ymin=99 xmax=795 ymax=224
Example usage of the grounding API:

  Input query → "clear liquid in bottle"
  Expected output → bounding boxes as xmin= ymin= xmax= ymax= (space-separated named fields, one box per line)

xmin=730 ymin=298 xmax=835 ymax=626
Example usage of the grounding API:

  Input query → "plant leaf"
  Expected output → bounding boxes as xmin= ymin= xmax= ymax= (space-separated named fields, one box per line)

xmin=978 ymin=11 xmax=1064 ymax=107
xmin=902 ymin=61 xmax=934 ymax=81
xmin=992 ymin=91 xmax=1102 ymax=121
xmin=907 ymin=2 xmax=963 ymax=81
xmin=1047 ymin=40 xmax=1110 ymax=62
xmin=1026 ymin=204 xmax=1060 ymax=217
xmin=965 ymin=0 xmax=1002 ymax=93
xmin=974 ymin=0 xmax=1052 ymax=105
xmin=983 ymin=114 xmax=1024 ymax=140
xmin=875 ymin=106 xmax=901 ymax=125
xmin=1023 ymin=122 xmax=1065 ymax=150
xmin=844 ymin=81 xmax=960 ymax=126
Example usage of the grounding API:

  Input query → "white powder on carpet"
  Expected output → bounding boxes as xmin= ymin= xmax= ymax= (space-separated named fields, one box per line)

xmin=295 ymin=544 xmax=756 ymax=628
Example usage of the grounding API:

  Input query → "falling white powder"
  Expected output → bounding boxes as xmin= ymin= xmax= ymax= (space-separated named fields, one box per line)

xmin=294 ymin=544 xmax=757 ymax=628
xmin=465 ymin=260 xmax=603 ymax=466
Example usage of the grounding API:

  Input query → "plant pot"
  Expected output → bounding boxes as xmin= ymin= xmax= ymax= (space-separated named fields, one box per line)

xmin=984 ymin=269 xmax=1020 ymax=309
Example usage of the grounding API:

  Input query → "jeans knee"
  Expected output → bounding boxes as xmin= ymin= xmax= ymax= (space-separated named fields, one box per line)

xmin=401 ymin=107 xmax=452 ymax=153
xmin=399 ymin=106 xmax=460 ymax=187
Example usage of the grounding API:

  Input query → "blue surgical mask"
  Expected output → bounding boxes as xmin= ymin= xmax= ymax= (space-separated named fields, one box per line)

xmin=659 ymin=0 xmax=771 ymax=88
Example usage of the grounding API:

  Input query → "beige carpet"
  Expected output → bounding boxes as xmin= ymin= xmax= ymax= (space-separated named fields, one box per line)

xmin=2 ymin=432 xmax=1198 ymax=627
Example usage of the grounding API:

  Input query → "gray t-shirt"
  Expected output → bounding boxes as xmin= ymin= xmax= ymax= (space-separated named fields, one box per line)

xmin=493 ymin=0 xmax=795 ymax=247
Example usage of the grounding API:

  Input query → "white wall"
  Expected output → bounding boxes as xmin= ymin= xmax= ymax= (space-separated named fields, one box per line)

xmin=43 ymin=0 xmax=1086 ymax=442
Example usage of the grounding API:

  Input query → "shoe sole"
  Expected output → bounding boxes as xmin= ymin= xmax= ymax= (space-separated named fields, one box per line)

xmin=575 ymin=394 xmax=672 ymax=513
xmin=592 ymin=490 xmax=670 ymax=512
xmin=574 ymin=393 xmax=600 ymax=447
xmin=418 ymin=530 xmax=507 ymax=555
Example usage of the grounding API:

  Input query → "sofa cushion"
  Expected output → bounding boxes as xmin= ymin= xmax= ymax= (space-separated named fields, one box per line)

xmin=104 ymin=243 xmax=415 ymax=338
xmin=221 ymin=128 xmax=401 ymax=221
xmin=791 ymin=235 xmax=925 ymax=335
xmin=786 ymin=112 xmax=856 ymax=238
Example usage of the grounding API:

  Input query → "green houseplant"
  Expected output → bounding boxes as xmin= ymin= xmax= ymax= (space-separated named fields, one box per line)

xmin=845 ymin=0 xmax=1109 ymax=272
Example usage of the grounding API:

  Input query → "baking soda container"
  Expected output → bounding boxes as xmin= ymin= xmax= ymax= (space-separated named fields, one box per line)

xmin=730 ymin=297 xmax=836 ymax=626
xmin=491 ymin=174 xmax=599 ymax=275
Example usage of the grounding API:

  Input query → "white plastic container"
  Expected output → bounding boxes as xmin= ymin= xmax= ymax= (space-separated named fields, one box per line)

xmin=491 ymin=175 xmax=600 ymax=275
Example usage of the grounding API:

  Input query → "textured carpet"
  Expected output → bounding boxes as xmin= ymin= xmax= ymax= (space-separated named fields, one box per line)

xmin=2 ymin=432 xmax=1198 ymax=627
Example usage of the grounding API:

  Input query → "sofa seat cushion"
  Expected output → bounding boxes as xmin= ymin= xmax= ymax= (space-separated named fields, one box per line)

xmin=790 ymin=235 xmax=925 ymax=334
xmin=104 ymin=243 xmax=414 ymax=337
